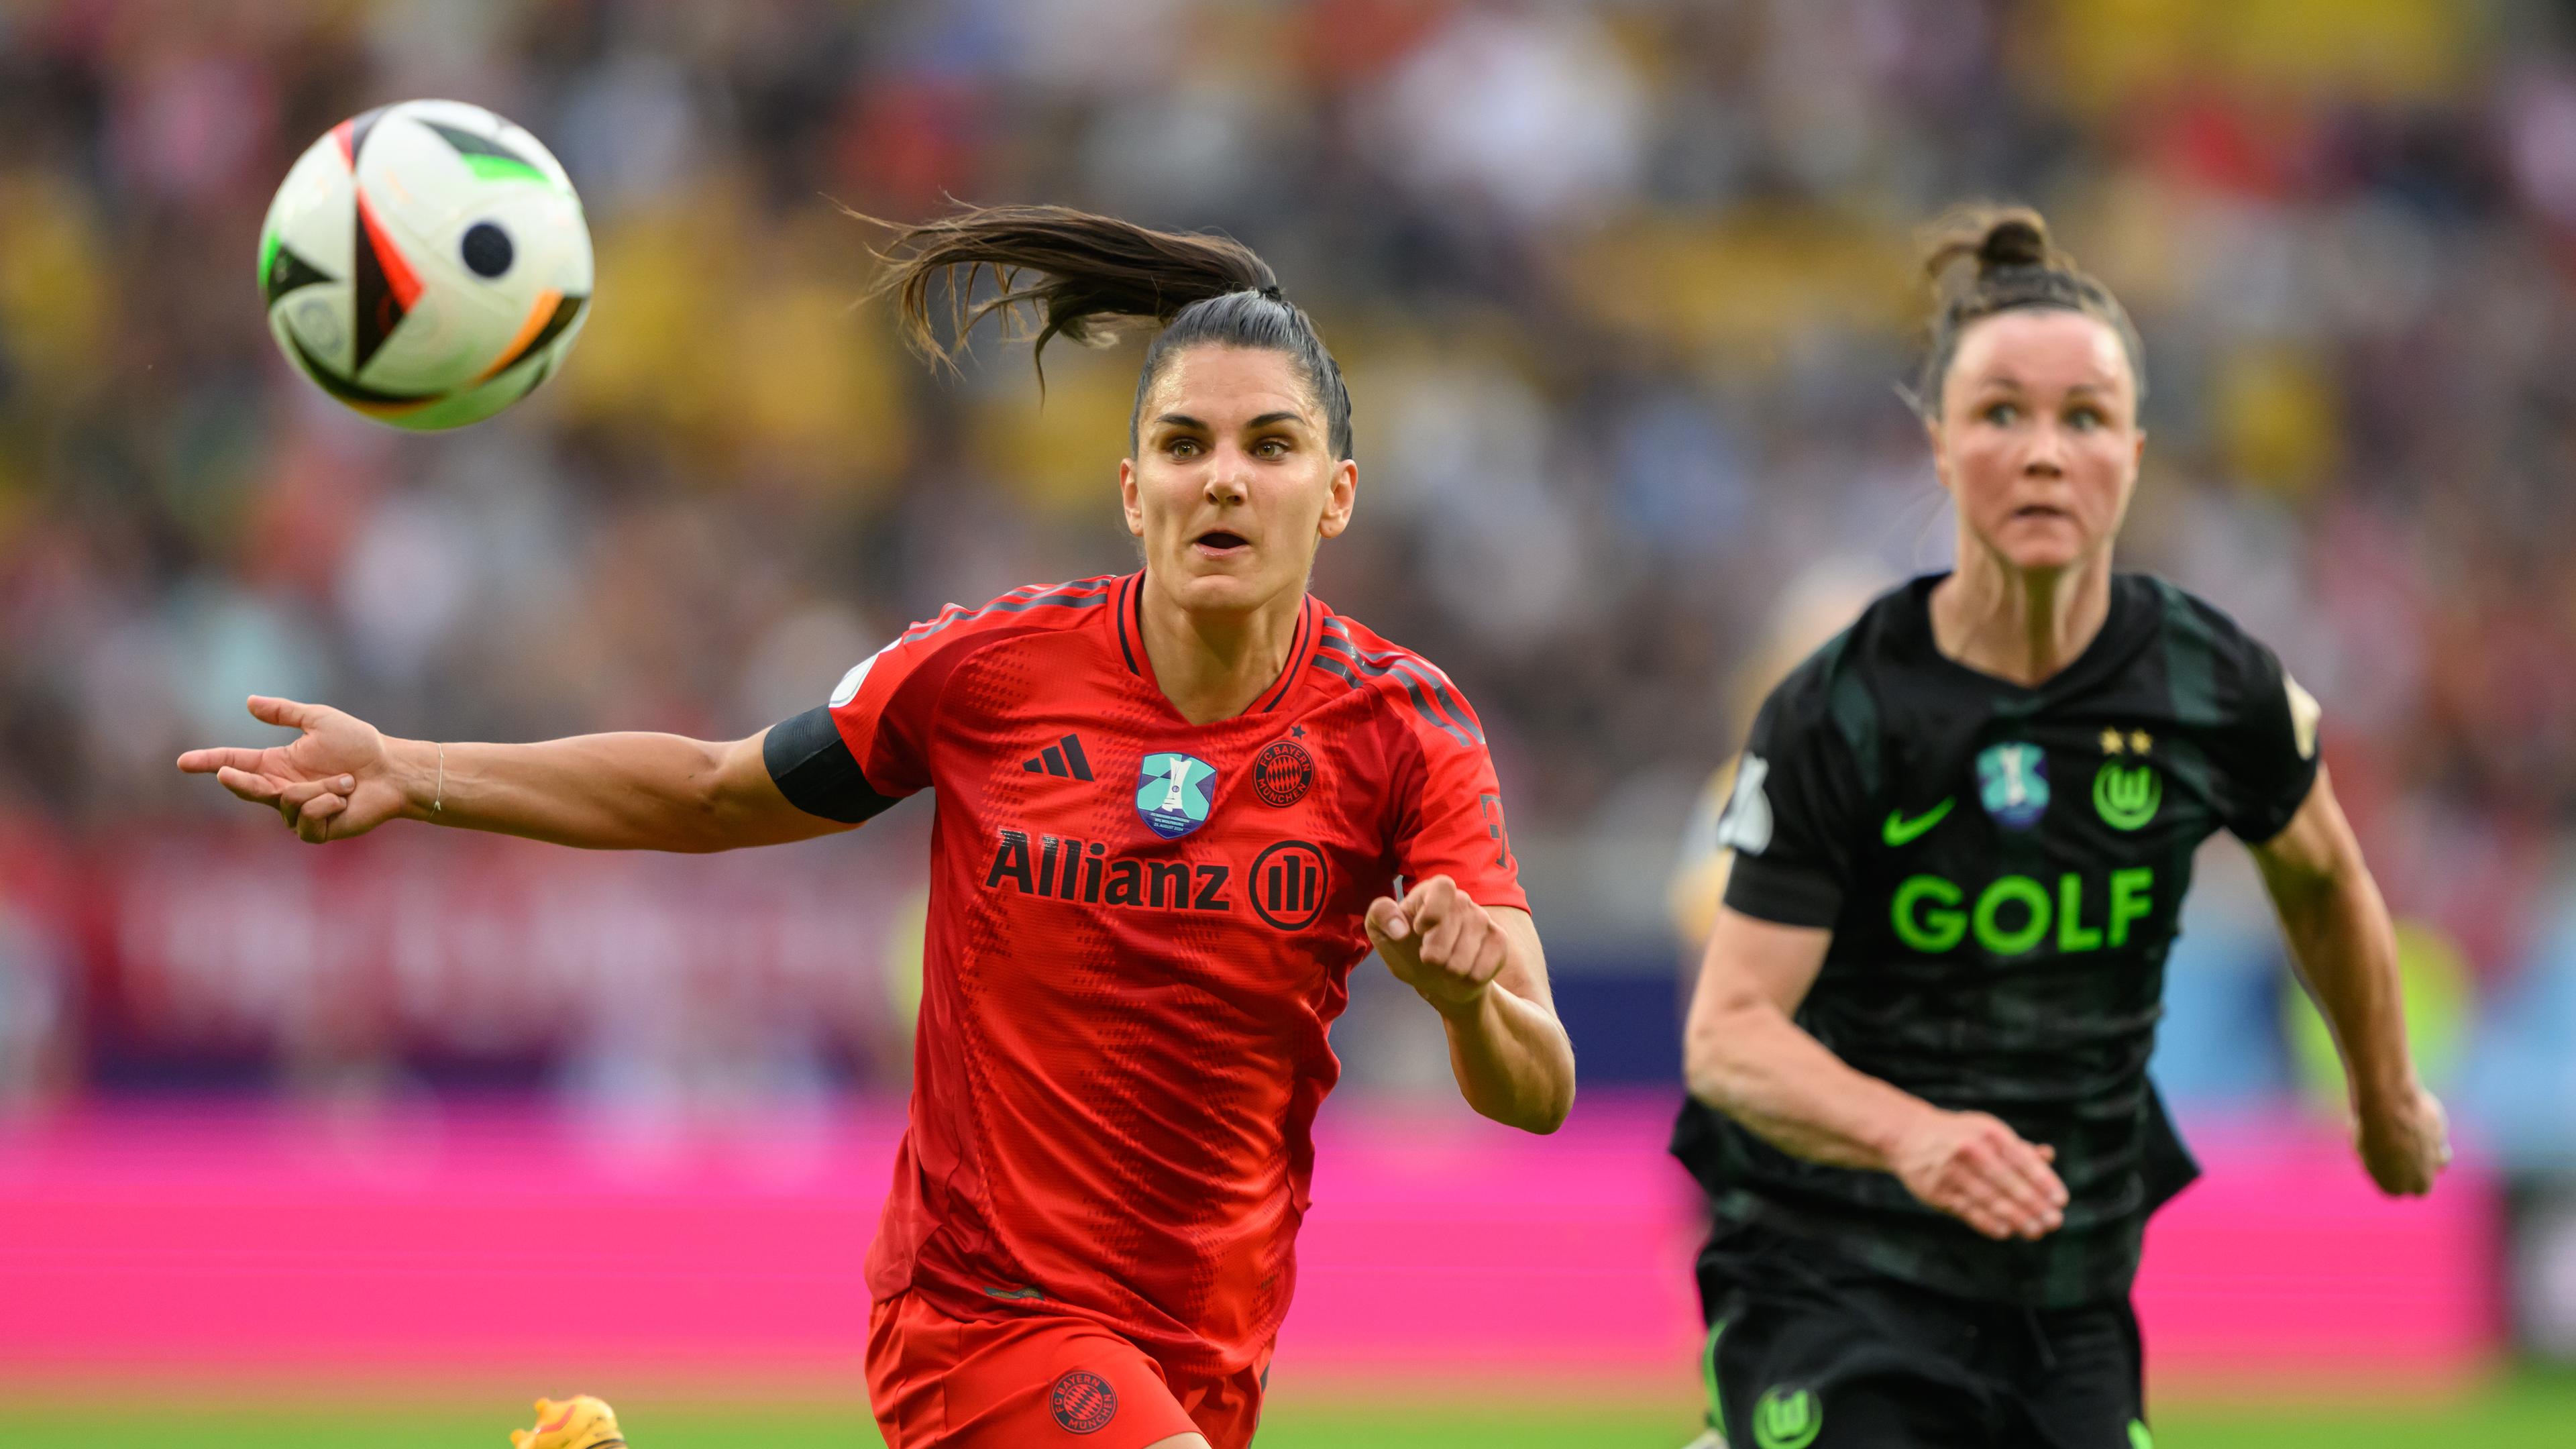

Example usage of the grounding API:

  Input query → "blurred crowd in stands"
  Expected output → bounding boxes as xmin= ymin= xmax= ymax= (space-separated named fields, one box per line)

xmin=0 ymin=0 xmax=2573 ymax=1159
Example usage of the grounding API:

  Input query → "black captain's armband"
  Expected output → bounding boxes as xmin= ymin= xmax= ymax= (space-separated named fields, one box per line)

xmin=763 ymin=706 xmax=901 ymax=824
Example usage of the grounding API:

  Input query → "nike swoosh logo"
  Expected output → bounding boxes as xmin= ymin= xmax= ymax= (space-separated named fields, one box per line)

xmin=1882 ymin=798 xmax=1954 ymax=846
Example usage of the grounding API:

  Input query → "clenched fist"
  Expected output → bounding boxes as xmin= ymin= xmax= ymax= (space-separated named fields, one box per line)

xmin=1366 ymin=874 xmax=1507 ymax=1016
xmin=2357 ymin=1083 xmax=2449 ymax=1197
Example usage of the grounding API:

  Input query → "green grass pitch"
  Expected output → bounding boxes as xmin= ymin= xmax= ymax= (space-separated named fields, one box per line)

xmin=4 ymin=1373 xmax=2571 ymax=1447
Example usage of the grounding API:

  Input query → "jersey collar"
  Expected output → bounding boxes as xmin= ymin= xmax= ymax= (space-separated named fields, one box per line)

xmin=1899 ymin=571 xmax=2155 ymax=703
xmin=1112 ymin=571 xmax=1326 ymax=720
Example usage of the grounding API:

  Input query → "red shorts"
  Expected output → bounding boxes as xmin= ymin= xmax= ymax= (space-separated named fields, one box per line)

xmin=865 ymin=1291 xmax=1265 ymax=1449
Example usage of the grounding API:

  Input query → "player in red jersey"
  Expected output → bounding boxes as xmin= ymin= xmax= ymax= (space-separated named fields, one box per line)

xmin=180 ymin=204 xmax=1577 ymax=1449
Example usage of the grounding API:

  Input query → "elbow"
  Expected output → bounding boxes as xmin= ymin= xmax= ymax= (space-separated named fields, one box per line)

xmin=1489 ymin=1024 xmax=1577 ymax=1136
xmin=1496 ymin=1083 xmax=1574 ymax=1136
xmin=1682 ymin=993 xmax=1765 ymax=1116
xmin=1524 ymin=1071 xmax=1576 ymax=1136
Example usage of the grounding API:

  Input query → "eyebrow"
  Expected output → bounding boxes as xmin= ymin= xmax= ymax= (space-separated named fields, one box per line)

xmin=1974 ymin=376 xmax=2116 ymax=396
xmin=1152 ymin=411 xmax=1311 ymax=432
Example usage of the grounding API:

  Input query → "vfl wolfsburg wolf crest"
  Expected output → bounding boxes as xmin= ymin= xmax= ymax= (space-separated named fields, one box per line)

xmin=1976 ymin=741 xmax=2050 ymax=829
xmin=1136 ymin=751 xmax=1218 ymax=839
xmin=1750 ymin=1385 xmax=1822 ymax=1449
xmin=2093 ymin=759 xmax=2162 ymax=830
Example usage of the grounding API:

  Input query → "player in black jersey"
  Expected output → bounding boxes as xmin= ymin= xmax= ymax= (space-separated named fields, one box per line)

xmin=1671 ymin=207 xmax=2449 ymax=1449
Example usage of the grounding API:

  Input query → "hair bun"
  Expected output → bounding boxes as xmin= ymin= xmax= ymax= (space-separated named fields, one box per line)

xmin=1920 ymin=203 xmax=2057 ymax=291
xmin=1976 ymin=214 xmax=2050 ymax=272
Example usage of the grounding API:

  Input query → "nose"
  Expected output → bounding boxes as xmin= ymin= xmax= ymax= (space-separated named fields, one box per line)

xmin=2023 ymin=419 xmax=2068 ymax=478
xmin=1205 ymin=451 xmax=1250 ymax=506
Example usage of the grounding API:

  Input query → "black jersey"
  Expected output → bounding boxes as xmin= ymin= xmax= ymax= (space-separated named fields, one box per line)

xmin=1672 ymin=572 xmax=2322 ymax=1307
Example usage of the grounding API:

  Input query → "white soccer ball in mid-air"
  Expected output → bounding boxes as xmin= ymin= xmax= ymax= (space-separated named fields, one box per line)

xmin=258 ymin=99 xmax=592 ymax=431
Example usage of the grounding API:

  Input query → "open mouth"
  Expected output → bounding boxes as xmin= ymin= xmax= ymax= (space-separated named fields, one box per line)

xmin=1193 ymin=530 xmax=1250 ymax=555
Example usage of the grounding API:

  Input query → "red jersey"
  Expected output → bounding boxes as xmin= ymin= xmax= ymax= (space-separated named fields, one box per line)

xmin=822 ymin=572 xmax=1525 ymax=1376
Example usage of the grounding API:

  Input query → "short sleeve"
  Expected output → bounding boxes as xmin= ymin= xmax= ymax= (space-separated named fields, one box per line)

xmin=763 ymin=619 xmax=973 ymax=824
xmin=1718 ymin=670 xmax=1868 ymax=929
xmin=2206 ymin=629 xmax=2322 ymax=844
xmin=1389 ymin=693 xmax=1529 ymax=914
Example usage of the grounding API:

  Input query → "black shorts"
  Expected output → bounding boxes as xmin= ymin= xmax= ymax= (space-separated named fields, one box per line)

xmin=1694 ymin=1223 xmax=2151 ymax=1449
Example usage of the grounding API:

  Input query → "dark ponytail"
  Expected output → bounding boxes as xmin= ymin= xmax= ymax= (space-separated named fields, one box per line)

xmin=859 ymin=203 xmax=1354 ymax=460
xmin=1911 ymin=204 xmax=2145 ymax=420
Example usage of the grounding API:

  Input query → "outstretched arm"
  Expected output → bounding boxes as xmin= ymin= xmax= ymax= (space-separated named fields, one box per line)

xmin=1684 ymin=906 xmax=2068 ymax=1242
xmin=2249 ymin=765 xmax=2447 ymax=1195
xmin=1368 ymin=879 xmax=1574 ymax=1133
xmin=178 ymin=695 xmax=855 ymax=852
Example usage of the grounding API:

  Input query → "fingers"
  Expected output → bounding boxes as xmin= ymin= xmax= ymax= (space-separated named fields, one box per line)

xmin=1364 ymin=896 xmax=1411 ymax=945
xmin=1922 ymin=1117 xmax=2065 ymax=1240
xmin=177 ymin=747 xmax=271 ymax=775
xmin=1401 ymin=876 xmax=1466 ymax=961
xmin=246 ymin=694 xmax=322 ymax=731
xmin=213 ymin=765 xmax=284 ymax=804
xmin=276 ymin=775 xmax=356 ymax=812
xmin=1403 ymin=878 xmax=1503 ymax=990
xmin=2361 ymin=1093 xmax=2453 ymax=1197
xmin=1974 ymin=1134 xmax=2068 ymax=1236
xmin=1417 ymin=896 xmax=1470 ymax=967
xmin=1947 ymin=1183 xmax=2023 ymax=1242
xmin=294 ymin=791 xmax=347 ymax=843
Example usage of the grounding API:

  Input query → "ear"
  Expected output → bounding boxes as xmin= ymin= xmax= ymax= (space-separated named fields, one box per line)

xmin=1119 ymin=457 xmax=1145 ymax=539
xmin=1317 ymin=458 xmax=1357 ymax=540
xmin=1925 ymin=417 xmax=1954 ymax=494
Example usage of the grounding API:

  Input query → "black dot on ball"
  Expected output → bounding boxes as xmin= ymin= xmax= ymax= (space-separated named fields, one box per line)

xmin=461 ymin=223 xmax=513 ymax=278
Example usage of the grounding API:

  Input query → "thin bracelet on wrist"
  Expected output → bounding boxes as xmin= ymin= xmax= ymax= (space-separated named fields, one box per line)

xmin=433 ymin=742 xmax=445 ymax=814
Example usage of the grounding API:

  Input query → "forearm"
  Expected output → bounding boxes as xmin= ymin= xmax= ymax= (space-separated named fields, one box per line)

xmin=1439 ymin=982 xmax=1575 ymax=1134
xmin=2273 ymin=862 xmax=2416 ymax=1112
xmin=1686 ymin=998 xmax=1936 ymax=1172
xmin=389 ymin=733 xmax=765 ymax=852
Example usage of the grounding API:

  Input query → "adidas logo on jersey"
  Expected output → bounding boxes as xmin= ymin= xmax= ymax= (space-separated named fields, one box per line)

xmin=1022 ymin=734 xmax=1095 ymax=781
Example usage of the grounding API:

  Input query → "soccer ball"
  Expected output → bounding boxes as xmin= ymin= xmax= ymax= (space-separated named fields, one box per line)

xmin=258 ymin=99 xmax=592 ymax=431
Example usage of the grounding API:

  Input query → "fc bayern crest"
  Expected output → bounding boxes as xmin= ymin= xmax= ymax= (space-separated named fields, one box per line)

xmin=1136 ymin=751 xmax=1218 ymax=839
xmin=1050 ymin=1369 xmax=1118 ymax=1434
xmin=1976 ymin=741 xmax=2050 ymax=830
xmin=1253 ymin=738 xmax=1315 ymax=807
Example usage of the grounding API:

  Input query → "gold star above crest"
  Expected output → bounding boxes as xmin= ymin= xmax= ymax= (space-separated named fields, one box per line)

xmin=2130 ymin=729 xmax=2153 ymax=755
xmin=2100 ymin=728 xmax=2125 ymax=755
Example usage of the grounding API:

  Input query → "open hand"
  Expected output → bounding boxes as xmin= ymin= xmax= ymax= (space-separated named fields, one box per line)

xmin=1366 ymin=875 xmax=1506 ymax=1016
xmin=176 ymin=696 xmax=414 ymax=843
xmin=1890 ymin=1108 xmax=2068 ymax=1241
xmin=2356 ymin=1083 xmax=2449 ymax=1197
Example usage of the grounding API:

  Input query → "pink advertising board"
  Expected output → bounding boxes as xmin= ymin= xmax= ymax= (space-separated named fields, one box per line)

xmin=0 ymin=1096 xmax=2497 ymax=1393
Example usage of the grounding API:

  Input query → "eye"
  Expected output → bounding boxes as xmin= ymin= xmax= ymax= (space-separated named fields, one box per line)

xmin=2066 ymin=405 xmax=2105 ymax=431
xmin=1167 ymin=437 xmax=1203 ymax=459
xmin=1980 ymin=400 xmax=2019 ymax=425
xmin=1253 ymin=437 xmax=1289 ymax=460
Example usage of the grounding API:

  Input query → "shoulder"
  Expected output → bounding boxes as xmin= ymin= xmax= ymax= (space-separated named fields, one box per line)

xmin=1757 ymin=578 xmax=1918 ymax=747
xmin=831 ymin=576 xmax=1120 ymax=715
xmin=1309 ymin=608 xmax=1489 ymax=755
xmin=2129 ymin=573 xmax=2263 ymax=652
xmin=866 ymin=576 xmax=1122 ymax=685
xmin=2121 ymin=573 xmax=2290 ymax=712
xmin=896 ymin=575 xmax=1123 ymax=652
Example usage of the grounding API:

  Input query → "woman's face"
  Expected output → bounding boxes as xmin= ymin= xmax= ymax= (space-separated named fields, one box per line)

xmin=1123 ymin=344 xmax=1355 ymax=615
xmin=1931 ymin=309 xmax=2144 ymax=576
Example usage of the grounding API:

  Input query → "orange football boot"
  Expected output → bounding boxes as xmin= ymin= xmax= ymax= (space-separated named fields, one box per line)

xmin=508 ymin=1395 xmax=627 ymax=1449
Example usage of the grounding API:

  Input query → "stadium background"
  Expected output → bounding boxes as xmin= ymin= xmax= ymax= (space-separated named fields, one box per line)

xmin=2 ymin=0 xmax=2574 ymax=1443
